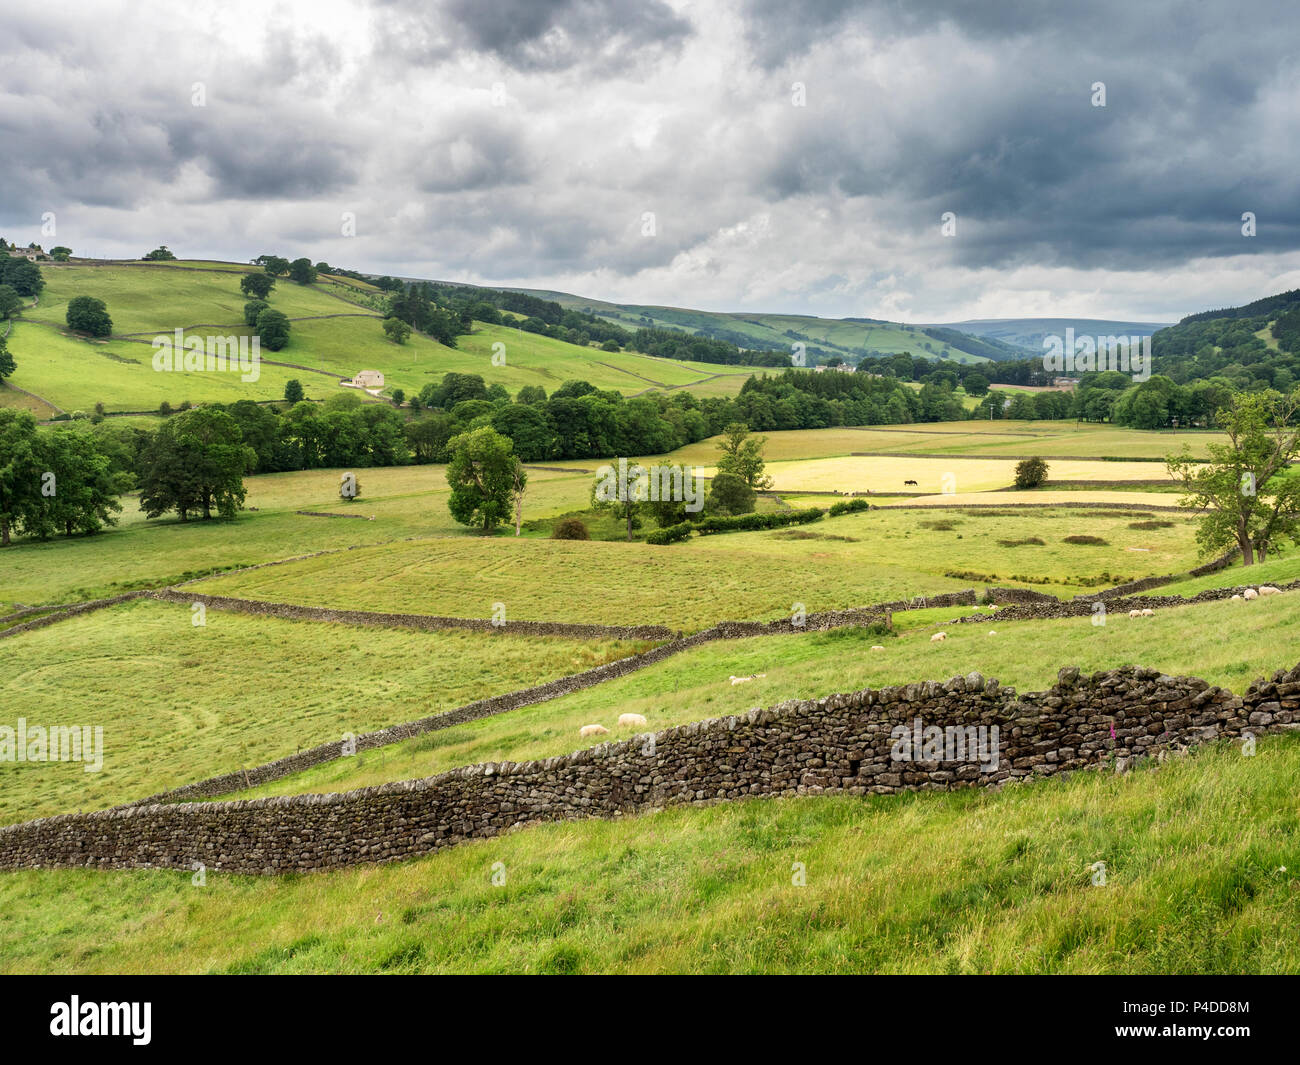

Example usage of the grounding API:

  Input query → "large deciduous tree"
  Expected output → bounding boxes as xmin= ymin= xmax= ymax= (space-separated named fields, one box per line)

xmin=446 ymin=426 xmax=521 ymax=533
xmin=1167 ymin=390 xmax=1300 ymax=565
xmin=139 ymin=408 xmax=253 ymax=521
xmin=715 ymin=422 xmax=773 ymax=491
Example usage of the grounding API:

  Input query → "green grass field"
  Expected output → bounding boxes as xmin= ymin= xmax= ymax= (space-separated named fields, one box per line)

xmin=221 ymin=587 xmax=1300 ymax=802
xmin=3 ymin=732 xmax=1296 ymax=973
xmin=5 ymin=263 xmax=773 ymax=411
xmin=0 ymin=597 xmax=653 ymax=824
xmin=192 ymin=505 xmax=1202 ymax=629
xmin=0 ymin=465 xmax=593 ymax=607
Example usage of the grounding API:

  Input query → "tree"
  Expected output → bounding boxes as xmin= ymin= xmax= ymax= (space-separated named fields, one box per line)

xmin=1167 ymin=390 xmax=1300 ymax=565
xmin=255 ymin=308 xmax=291 ymax=351
xmin=288 ymin=258 xmax=317 ymax=285
xmin=243 ymin=299 xmax=269 ymax=327
xmin=715 ymin=422 xmax=773 ymax=490
xmin=0 ymin=410 xmax=43 ymax=545
xmin=391 ymin=388 xmax=405 ymax=407
xmin=138 ymin=408 xmax=253 ymax=521
xmin=284 ymin=379 xmax=304 ymax=404
xmin=0 ymin=257 xmax=44 ymax=296
xmin=445 ymin=427 xmax=521 ymax=533
xmin=142 ymin=246 xmax=176 ymax=260
xmin=590 ymin=465 xmax=649 ymax=541
xmin=28 ymin=426 xmax=124 ymax=538
xmin=0 ymin=284 xmax=22 ymax=319
xmin=49 ymin=246 xmax=72 ymax=262
xmin=964 ymin=371 xmax=990 ymax=396
xmin=0 ymin=335 xmax=14 ymax=382
xmin=240 ymin=273 xmax=275 ymax=299
xmin=382 ymin=317 xmax=412 ymax=344
xmin=706 ymin=471 xmax=756 ymax=515
xmin=66 ymin=295 xmax=113 ymax=337
xmin=261 ymin=256 xmax=290 ymax=277
xmin=1014 ymin=456 xmax=1050 ymax=489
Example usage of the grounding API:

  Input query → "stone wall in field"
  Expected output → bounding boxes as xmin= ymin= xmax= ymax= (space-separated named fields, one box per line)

xmin=4 ymin=661 xmax=1297 ymax=875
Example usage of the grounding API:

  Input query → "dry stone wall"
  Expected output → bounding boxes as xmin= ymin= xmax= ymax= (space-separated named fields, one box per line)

xmin=5 ymin=661 xmax=1298 ymax=875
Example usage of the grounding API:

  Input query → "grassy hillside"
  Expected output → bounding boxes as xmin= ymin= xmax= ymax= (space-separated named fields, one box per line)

xmin=507 ymin=286 xmax=991 ymax=364
xmin=0 ymin=262 xmax=770 ymax=414
xmin=0 ymin=597 xmax=653 ymax=824
xmin=3 ymin=732 xmax=1296 ymax=974
xmin=224 ymin=588 xmax=1300 ymax=803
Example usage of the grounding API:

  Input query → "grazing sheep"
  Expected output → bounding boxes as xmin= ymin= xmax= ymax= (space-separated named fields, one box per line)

xmin=1243 ymin=588 xmax=1259 ymax=600
xmin=1140 ymin=608 xmax=1153 ymax=617
xmin=1129 ymin=609 xmax=1141 ymax=618
xmin=1231 ymin=594 xmax=1243 ymax=602
xmin=930 ymin=632 xmax=947 ymax=642
xmin=1260 ymin=585 xmax=1281 ymax=596
xmin=617 ymin=713 xmax=647 ymax=728
xmin=871 ymin=645 xmax=885 ymax=651
xmin=729 ymin=673 xmax=766 ymax=685
xmin=579 ymin=724 xmax=609 ymax=738
xmin=988 ymin=630 xmax=997 ymax=637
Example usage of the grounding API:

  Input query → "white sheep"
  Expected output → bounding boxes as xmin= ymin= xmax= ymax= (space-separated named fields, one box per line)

xmin=930 ymin=632 xmax=947 ymax=643
xmin=617 ymin=713 xmax=647 ymax=728
xmin=871 ymin=645 xmax=885 ymax=651
xmin=1231 ymin=594 xmax=1243 ymax=602
xmin=729 ymin=673 xmax=766 ymax=685
xmin=579 ymin=724 xmax=609 ymax=738
xmin=1243 ymin=588 xmax=1259 ymax=600
xmin=1260 ymin=585 xmax=1281 ymax=596
xmin=1129 ymin=609 xmax=1141 ymax=618
xmin=1140 ymin=608 xmax=1153 ymax=617
xmin=988 ymin=630 xmax=997 ymax=637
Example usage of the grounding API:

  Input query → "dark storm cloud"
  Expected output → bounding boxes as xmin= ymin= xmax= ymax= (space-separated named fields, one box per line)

xmin=371 ymin=0 xmax=692 ymax=72
xmin=738 ymin=0 xmax=1300 ymax=271
xmin=2 ymin=0 xmax=1299 ymax=320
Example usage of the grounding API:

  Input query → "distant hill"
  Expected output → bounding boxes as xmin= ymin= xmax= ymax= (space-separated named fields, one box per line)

xmin=498 ymin=287 xmax=994 ymax=365
xmin=930 ymin=318 xmax=1171 ymax=355
xmin=1151 ymin=290 xmax=1300 ymax=389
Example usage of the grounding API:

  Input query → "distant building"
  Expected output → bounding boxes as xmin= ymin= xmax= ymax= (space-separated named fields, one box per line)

xmin=352 ymin=370 xmax=385 ymax=388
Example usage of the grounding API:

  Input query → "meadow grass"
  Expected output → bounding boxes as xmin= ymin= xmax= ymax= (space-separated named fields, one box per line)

xmin=225 ymin=588 xmax=1300 ymax=801
xmin=3 ymin=322 xmax=313 ymax=412
xmin=0 ymin=597 xmax=655 ymax=824
xmin=193 ymin=506 xmax=1202 ymax=628
xmin=0 ymin=466 xmax=592 ymax=608
xmin=3 ymin=732 xmax=1296 ymax=974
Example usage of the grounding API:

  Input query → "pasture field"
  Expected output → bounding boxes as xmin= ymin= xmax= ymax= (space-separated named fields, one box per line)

xmin=26 ymin=263 xmax=354 ymax=334
xmin=0 ymin=466 xmax=592 ymax=607
xmin=193 ymin=506 xmax=1202 ymax=628
xmin=225 ymin=588 xmax=1300 ymax=802
xmin=702 ymin=455 xmax=1175 ymax=495
xmin=0 ymin=597 xmax=652 ymax=824
xmin=7 ymin=263 xmax=773 ymax=410
xmin=3 ymin=732 xmax=1297 ymax=974
xmin=3 ymin=321 xmax=312 ymax=412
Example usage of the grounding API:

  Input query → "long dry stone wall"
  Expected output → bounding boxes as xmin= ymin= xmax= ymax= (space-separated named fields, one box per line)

xmin=122 ymin=597 xmax=977 ymax=807
xmin=5 ymin=661 xmax=1298 ymax=875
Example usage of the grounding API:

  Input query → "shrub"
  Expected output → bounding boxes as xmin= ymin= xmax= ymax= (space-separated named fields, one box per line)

xmin=1063 ymin=534 xmax=1108 ymax=545
xmin=997 ymin=537 xmax=1046 ymax=547
xmin=828 ymin=497 xmax=872 ymax=516
xmin=66 ymin=295 xmax=112 ymax=337
xmin=646 ymin=522 xmax=692 ymax=545
xmin=552 ymin=518 xmax=590 ymax=540
xmin=1129 ymin=520 xmax=1174 ymax=529
xmin=917 ymin=518 xmax=960 ymax=531
xmin=694 ymin=507 xmax=824 ymax=535
xmin=1014 ymin=456 xmax=1050 ymax=489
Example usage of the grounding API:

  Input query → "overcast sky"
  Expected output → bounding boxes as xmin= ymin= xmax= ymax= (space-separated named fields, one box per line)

xmin=4 ymin=0 xmax=1299 ymax=323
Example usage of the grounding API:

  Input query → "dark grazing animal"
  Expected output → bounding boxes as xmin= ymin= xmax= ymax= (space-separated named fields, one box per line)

xmin=904 ymin=479 xmax=918 ymax=486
